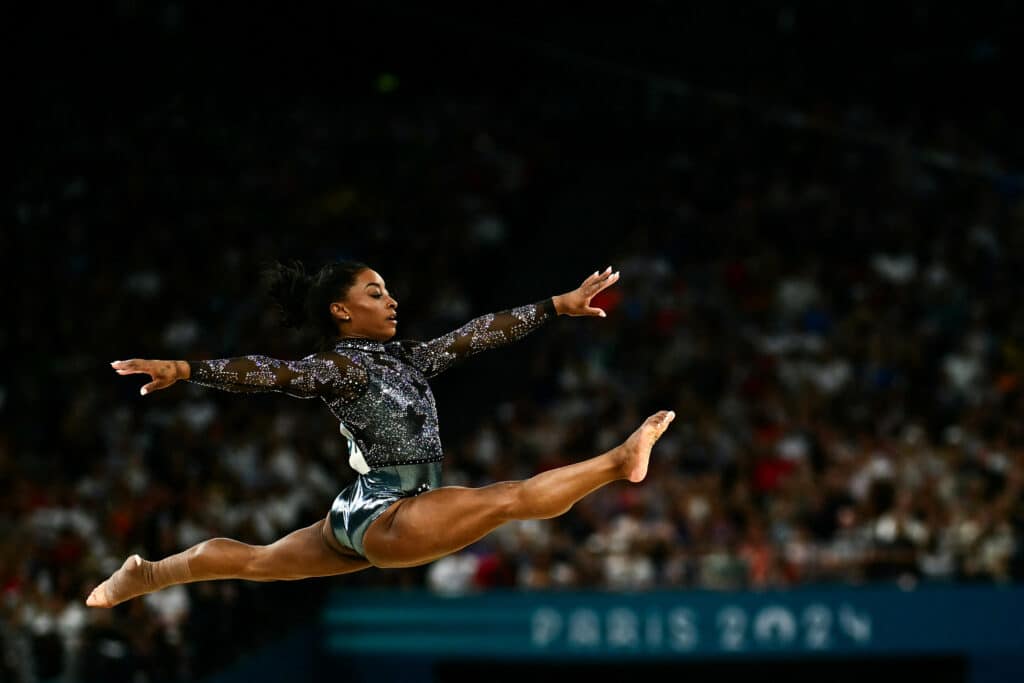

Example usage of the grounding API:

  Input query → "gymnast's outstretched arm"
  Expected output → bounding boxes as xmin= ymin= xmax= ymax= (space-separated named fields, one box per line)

xmin=393 ymin=266 xmax=620 ymax=378
xmin=110 ymin=352 xmax=367 ymax=401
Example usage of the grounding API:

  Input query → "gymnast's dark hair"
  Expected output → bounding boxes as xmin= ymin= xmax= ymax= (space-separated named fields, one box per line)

xmin=263 ymin=259 xmax=369 ymax=348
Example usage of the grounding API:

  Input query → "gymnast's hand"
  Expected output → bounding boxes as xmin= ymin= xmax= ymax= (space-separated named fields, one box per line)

xmin=553 ymin=266 xmax=620 ymax=317
xmin=111 ymin=359 xmax=190 ymax=396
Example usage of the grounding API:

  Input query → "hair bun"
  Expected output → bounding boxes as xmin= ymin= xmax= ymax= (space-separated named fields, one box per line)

xmin=263 ymin=260 xmax=314 ymax=329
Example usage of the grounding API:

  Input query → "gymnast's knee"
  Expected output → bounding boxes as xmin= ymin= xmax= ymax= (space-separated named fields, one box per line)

xmin=496 ymin=479 xmax=567 ymax=521
xmin=506 ymin=479 xmax=571 ymax=520
xmin=191 ymin=537 xmax=280 ymax=581
xmin=245 ymin=545 xmax=301 ymax=581
xmin=494 ymin=480 xmax=529 ymax=522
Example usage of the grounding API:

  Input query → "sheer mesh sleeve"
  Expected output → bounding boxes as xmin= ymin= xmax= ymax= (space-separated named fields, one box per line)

xmin=187 ymin=351 xmax=368 ymax=402
xmin=395 ymin=298 xmax=556 ymax=378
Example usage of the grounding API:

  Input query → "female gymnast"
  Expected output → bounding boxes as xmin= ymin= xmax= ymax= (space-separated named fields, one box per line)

xmin=86 ymin=261 xmax=675 ymax=607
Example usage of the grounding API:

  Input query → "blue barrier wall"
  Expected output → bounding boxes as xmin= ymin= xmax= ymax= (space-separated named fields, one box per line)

xmin=320 ymin=586 xmax=1024 ymax=683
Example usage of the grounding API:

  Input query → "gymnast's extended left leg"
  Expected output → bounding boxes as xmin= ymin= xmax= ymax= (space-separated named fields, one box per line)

xmin=361 ymin=410 xmax=675 ymax=569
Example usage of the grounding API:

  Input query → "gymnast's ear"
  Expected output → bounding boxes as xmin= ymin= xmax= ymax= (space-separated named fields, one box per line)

xmin=330 ymin=301 xmax=352 ymax=323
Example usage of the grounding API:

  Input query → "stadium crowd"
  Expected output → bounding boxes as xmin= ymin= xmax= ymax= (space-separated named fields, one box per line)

xmin=6 ymin=9 xmax=1024 ymax=682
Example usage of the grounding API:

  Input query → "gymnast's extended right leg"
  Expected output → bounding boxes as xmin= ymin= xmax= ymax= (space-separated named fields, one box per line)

xmin=86 ymin=516 xmax=370 ymax=608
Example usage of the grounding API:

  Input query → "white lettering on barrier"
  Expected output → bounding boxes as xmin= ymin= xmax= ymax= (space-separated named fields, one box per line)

xmin=668 ymin=608 xmax=698 ymax=651
xmin=803 ymin=604 xmax=832 ymax=650
xmin=645 ymin=612 xmax=664 ymax=648
xmin=568 ymin=609 xmax=601 ymax=648
xmin=753 ymin=606 xmax=797 ymax=645
xmin=530 ymin=603 xmax=870 ymax=652
xmin=531 ymin=608 xmax=563 ymax=648
xmin=607 ymin=608 xmax=640 ymax=649
xmin=839 ymin=604 xmax=872 ymax=643
xmin=717 ymin=606 xmax=747 ymax=651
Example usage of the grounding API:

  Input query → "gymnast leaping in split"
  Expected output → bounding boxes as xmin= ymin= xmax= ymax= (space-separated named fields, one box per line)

xmin=87 ymin=261 xmax=675 ymax=607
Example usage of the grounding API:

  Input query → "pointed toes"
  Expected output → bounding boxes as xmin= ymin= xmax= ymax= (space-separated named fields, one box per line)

xmin=86 ymin=584 xmax=109 ymax=608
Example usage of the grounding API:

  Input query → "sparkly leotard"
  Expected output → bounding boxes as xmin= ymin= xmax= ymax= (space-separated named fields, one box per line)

xmin=186 ymin=298 xmax=556 ymax=557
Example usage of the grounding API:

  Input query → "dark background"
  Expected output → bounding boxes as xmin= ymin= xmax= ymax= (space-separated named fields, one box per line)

xmin=5 ymin=3 xmax=1023 ymax=682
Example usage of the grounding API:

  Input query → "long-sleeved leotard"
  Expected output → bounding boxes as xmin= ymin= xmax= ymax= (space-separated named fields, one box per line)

xmin=187 ymin=299 xmax=556 ymax=469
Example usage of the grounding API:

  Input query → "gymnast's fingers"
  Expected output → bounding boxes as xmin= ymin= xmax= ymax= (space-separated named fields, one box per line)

xmin=584 ymin=266 xmax=612 ymax=285
xmin=112 ymin=359 xmax=149 ymax=376
xmin=594 ymin=270 xmax=620 ymax=292
xmin=139 ymin=379 xmax=171 ymax=396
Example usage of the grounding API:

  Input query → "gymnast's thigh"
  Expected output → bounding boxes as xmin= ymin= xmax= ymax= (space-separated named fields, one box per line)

xmin=361 ymin=482 xmax=519 ymax=569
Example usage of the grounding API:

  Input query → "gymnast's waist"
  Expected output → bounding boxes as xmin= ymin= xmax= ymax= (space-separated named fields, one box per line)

xmin=361 ymin=461 xmax=443 ymax=495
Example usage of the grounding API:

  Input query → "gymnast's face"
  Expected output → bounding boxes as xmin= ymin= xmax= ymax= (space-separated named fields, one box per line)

xmin=331 ymin=268 xmax=398 ymax=341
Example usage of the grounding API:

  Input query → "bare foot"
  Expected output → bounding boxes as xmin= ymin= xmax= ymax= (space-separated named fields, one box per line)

xmin=620 ymin=410 xmax=676 ymax=482
xmin=86 ymin=554 xmax=152 ymax=608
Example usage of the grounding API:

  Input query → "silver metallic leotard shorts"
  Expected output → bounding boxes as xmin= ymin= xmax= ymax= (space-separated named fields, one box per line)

xmin=329 ymin=461 xmax=442 ymax=558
